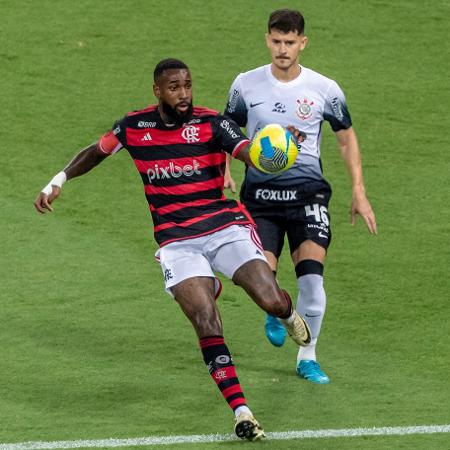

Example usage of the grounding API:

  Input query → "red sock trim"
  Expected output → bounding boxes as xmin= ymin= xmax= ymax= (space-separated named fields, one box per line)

xmin=229 ymin=397 xmax=247 ymax=410
xmin=199 ymin=336 xmax=224 ymax=349
xmin=221 ymin=384 xmax=244 ymax=399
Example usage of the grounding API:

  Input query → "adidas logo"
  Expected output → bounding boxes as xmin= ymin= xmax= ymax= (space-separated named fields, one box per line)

xmin=141 ymin=132 xmax=152 ymax=141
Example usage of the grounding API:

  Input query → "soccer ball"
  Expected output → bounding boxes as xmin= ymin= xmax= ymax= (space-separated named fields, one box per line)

xmin=249 ymin=124 xmax=298 ymax=174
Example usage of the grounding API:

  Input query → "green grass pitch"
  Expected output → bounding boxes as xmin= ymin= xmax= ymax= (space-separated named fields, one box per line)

xmin=1 ymin=0 xmax=449 ymax=449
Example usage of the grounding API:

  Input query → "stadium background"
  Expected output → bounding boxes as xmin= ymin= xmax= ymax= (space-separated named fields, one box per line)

xmin=1 ymin=0 xmax=449 ymax=449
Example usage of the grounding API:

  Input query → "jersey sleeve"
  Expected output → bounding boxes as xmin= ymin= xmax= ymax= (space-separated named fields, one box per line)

xmin=98 ymin=119 xmax=126 ymax=155
xmin=323 ymin=80 xmax=352 ymax=132
xmin=223 ymin=74 xmax=248 ymax=127
xmin=211 ymin=115 xmax=251 ymax=158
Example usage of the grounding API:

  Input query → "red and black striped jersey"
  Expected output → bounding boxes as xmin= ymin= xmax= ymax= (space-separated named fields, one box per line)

xmin=99 ymin=105 xmax=253 ymax=246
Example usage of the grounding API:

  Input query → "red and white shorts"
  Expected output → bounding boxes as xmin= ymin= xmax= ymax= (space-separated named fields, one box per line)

xmin=155 ymin=225 xmax=266 ymax=297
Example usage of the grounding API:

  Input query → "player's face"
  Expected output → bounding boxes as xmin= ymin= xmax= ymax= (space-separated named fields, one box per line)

xmin=153 ymin=69 xmax=193 ymax=123
xmin=265 ymin=29 xmax=307 ymax=70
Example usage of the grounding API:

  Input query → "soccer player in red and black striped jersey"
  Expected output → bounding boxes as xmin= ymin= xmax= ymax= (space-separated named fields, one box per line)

xmin=34 ymin=58 xmax=311 ymax=440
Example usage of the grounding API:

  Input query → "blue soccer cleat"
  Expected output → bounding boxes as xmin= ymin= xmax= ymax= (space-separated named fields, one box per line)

xmin=265 ymin=314 xmax=286 ymax=347
xmin=296 ymin=360 xmax=330 ymax=384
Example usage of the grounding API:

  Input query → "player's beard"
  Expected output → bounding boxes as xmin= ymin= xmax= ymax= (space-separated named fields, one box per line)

xmin=161 ymin=100 xmax=193 ymax=127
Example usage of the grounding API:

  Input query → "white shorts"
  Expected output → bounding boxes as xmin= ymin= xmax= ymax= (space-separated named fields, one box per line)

xmin=155 ymin=225 xmax=266 ymax=297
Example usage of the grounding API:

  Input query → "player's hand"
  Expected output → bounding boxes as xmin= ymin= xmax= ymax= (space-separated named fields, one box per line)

xmin=34 ymin=186 xmax=61 ymax=214
xmin=224 ymin=172 xmax=236 ymax=193
xmin=286 ymin=125 xmax=306 ymax=144
xmin=351 ymin=192 xmax=377 ymax=235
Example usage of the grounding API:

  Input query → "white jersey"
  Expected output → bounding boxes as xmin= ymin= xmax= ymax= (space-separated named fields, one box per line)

xmin=225 ymin=64 xmax=352 ymax=194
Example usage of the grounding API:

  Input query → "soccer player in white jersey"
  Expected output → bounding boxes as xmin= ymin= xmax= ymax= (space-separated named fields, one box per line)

xmin=224 ymin=9 xmax=377 ymax=384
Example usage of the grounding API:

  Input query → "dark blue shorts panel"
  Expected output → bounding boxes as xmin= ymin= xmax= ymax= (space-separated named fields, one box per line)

xmin=248 ymin=199 xmax=332 ymax=256
xmin=252 ymin=215 xmax=286 ymax=258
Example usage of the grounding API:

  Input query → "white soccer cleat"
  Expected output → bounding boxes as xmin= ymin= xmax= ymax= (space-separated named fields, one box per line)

xmin=280 ymin=310 xmax=311 ymax=346
xmin=234 ymin=413 xmax=266 ymax=441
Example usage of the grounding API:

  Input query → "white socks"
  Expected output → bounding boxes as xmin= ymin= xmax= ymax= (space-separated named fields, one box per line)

xmin=296 ymin=273 xmax=326 ymax=362
xmin=298 ymin=337 xmax=318 ymax=362
xmin=235 ymin=405 xmax=252 ymax=417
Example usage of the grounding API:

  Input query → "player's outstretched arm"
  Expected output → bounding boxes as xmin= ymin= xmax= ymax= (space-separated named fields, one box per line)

xmin=335 ymin=127 xmax=377 ymax=235
xmin=34 ymin=142 xmax=109 ymax=214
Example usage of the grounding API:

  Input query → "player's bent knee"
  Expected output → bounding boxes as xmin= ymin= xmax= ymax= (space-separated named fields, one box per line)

xmin=232 ymin=259 xmax=291 ymax=316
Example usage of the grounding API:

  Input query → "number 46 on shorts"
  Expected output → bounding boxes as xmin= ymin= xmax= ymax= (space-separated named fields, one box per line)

xmin=305 ymin=203 xmax=329 ymax=226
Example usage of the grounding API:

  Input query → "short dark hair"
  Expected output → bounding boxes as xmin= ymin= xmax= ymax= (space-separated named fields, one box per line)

xmin=153 ymin=58 xmax=189 ymax=82
xmin=268 ymin=9 xmax=305 ymax=35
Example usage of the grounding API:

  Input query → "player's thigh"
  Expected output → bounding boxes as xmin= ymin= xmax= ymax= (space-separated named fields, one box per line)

xmin=156 ymin=241 xmax=218 ymax=297
xmin=253 ymin=215 xmax=286 ymax=260
xmin=232 ymin=258 xmax=277 ymax=299
xmin=209 ymin=225 xmax=267 ymax=279
xmin=263 ymin=250 xmax=278 ymax=272
xmin=209 ymin=226 xmax=286 ymax=313
xmin=232 ymin=259 xmax=288 ymax=316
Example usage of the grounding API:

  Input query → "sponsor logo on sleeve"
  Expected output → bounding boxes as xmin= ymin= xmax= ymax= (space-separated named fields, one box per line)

xmin=113 ymin=125 xmax=121 ymax=135
xmin=227 ymin=89 xmax=240 ymax=113
xmin=331 ymin=97 xmax=344 ymax=121
xmin=220 ymin=120 xmax=240 ymax=139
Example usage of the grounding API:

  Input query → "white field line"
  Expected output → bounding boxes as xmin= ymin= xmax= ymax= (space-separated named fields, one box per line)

xmin=1 ymin=425 xmax=449 ymax=450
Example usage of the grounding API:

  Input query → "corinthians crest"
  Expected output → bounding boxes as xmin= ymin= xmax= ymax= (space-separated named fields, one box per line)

xmin=296 ymin=98 xmax=314 ymax=120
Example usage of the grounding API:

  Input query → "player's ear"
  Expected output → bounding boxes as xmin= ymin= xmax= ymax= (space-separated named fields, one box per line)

xmin=265 ymin=32 xmax=271 ymax=48
xmin=299 ymin=34 xmax=308 ymax=51
xmin=153 ymin=83 xmax=160 ymax=99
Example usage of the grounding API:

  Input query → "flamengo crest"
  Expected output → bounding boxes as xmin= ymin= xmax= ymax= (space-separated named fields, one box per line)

xmin=181 ymin=125 xmax=200 ymax=143
xmin=296 ymin=98 xmax=314 ymax=120
xmin=214 ymin=369 xmax=228 ymax=381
